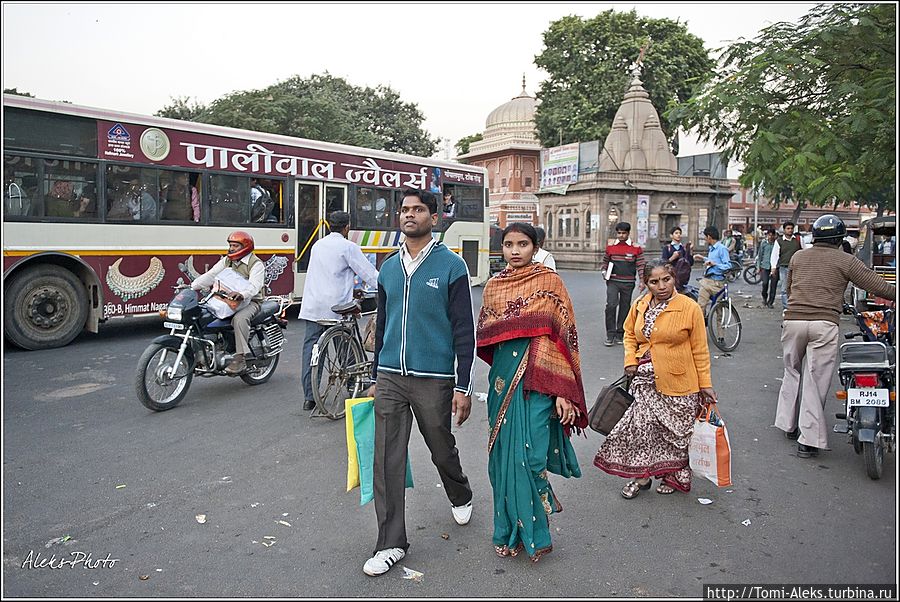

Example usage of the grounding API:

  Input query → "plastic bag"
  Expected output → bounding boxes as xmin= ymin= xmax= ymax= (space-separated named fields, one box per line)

xmin=347 ymin=397 xmax=413 ymax=505
xmin=689 ymin=402 xmax=733 ymax=487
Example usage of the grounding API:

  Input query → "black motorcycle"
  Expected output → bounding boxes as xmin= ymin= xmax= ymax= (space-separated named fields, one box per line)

xmin=135 ymin=287 xmax=289 ymax=411
xmin=833 ymin=303 xmax=895 ymax=479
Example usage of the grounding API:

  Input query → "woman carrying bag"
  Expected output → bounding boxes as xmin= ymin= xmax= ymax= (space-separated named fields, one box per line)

xmin=594 ymin=259 xmax=717 ymax=497
xmin=476 ymin=223 xmax=587 ymax=562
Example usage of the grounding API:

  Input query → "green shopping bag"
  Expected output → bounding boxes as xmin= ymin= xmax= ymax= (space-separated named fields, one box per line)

xmin=351 ymin=398 xmax=413 ymax=506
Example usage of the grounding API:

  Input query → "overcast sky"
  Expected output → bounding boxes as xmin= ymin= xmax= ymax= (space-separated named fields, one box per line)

xmin=3 ymin=2 xmax=818 ymax=160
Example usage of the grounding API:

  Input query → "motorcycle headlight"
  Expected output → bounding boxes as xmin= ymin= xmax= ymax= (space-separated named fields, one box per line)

xmin=167 ymin=307 xmax=183 ymax=322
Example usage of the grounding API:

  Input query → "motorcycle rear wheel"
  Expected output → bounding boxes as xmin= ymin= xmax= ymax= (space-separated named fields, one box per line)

xmin=136 ymin=343 xmax=193 ymax=411
xmin=863 ymin=438 xmax=884 ymax=480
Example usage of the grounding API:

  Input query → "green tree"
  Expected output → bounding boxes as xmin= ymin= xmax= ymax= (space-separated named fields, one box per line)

xmin=155 ymin=74 xmax=438 ymax=156
xmin=534 ymin=10 xmax=714 ymax=150
xmin=667 ymin=3 xmax=895 ymax=215
xmin=455 ymin=133 xmax=483 ymax=156
xmin=155 ymin=96 xmax=208 ymax=122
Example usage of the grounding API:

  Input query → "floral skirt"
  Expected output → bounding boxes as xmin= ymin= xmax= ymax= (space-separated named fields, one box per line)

xmin=593 ymin=360 xmax=701 ymax=492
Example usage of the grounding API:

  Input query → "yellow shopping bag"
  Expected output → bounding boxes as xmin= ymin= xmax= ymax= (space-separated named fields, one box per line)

xmin=345 ymin=397 xmax=374 ymax=492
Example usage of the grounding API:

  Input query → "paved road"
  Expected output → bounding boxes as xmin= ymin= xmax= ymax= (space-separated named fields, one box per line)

xmin=2 ymin=269 xmax=896 ymax=597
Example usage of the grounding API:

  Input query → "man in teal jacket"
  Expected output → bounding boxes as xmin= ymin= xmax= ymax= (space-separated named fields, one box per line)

xmin=362 ymin=188 xmax=475 ymax=577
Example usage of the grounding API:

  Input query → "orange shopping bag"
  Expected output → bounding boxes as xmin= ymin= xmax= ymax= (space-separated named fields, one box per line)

xmin=689 ymin=402 xmax=733 ymax=487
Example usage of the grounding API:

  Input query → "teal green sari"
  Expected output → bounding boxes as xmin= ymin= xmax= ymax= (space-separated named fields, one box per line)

xmin=487 ymin=338 xmax=581 ymax=560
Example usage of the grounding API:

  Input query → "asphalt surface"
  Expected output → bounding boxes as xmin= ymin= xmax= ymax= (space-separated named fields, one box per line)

xmin=2 ymin=268 xmax=896 ymax=597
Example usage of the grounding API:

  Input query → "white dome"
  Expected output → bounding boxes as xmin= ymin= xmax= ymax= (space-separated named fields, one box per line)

xmin=486 ymin=90 xmax=536 ymax=128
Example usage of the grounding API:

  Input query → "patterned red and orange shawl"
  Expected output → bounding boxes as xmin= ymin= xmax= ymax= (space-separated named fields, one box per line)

xmin=476 ymin=262 xmax=588 ymax=432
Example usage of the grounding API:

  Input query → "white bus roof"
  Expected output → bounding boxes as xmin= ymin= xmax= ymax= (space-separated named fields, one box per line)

xmin=3 ymin=93 xmax=485 ymax=176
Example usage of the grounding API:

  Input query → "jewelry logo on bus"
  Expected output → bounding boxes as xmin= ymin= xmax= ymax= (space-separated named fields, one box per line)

xmin=105 ymin=123 xmax=135 ymax=159
xmin=140 ymin=128 xmax=171 ymax=161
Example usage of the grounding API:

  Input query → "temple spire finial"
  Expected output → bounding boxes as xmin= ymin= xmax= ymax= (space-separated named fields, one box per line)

xmin=522 ymin=73 xmax=527 ymax=94
xmin=630 ymin=37 xmax=652 ymax=78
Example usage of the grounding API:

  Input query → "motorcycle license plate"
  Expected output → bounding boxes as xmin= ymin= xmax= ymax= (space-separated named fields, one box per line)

xmin=164 ymin=321 xmax=185 ymax=331
xmin=847 ymin=388 xmax=889 ymax=407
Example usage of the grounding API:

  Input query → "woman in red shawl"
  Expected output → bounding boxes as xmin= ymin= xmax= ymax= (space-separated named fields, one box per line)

xmin=476 ymin=222 xmax=587 ymax=562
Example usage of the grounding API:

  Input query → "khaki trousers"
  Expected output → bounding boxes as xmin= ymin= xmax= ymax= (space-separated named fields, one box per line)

xmin=232 ymin=300 xmax=261 ymax=356
xmin=773 ymin=320 xmax=839 ymax=450
xmin=697 ymin=277 xmax=725 ymax=315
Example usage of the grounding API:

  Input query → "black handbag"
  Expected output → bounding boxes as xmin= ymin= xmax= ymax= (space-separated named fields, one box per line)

xmin=588 ymin=374 xmax=634 ymax=435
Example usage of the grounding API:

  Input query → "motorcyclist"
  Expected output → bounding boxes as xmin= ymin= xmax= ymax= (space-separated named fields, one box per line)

xmin=773 ymin=214 xmax=895 ymax=458
xmin=191 ymin=231 xmax=265 ymax=374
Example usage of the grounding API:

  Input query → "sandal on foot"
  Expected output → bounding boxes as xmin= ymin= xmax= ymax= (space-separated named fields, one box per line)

xmin=495 ymin=543 xmax=523 ymax=558
xmin=621 ymin=479 xmax=652 ymax=499
xmin=656 ymin=483 xmax=676 ymax=495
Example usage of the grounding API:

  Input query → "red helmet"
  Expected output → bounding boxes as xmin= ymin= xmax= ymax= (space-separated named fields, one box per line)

xmin=226 ymin=231 xmax=254 ymax=260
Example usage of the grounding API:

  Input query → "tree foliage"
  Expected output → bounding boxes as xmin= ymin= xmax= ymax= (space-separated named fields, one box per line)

xmin=667 ymin=3 xmax=895 ymax=214
xmin=3 ymin=88 xmax=34 ymax=97
xmin=455 ymin=133 xmax=483 ymax=156
xmin=155 ymin=96 xmax=207 ymax=122
xmin=155 ymin=74 xmax=438 ymax=156
xmin=533 ymin=10 xmax=714 ymax=150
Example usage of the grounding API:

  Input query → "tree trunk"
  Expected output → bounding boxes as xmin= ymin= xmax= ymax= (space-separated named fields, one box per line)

xmin=791 ymin=201 xmax=805 ymax=224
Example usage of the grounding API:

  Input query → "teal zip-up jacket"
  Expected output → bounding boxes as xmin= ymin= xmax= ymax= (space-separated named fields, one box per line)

xmin=372 ymin=242 xmax=475 ymax=395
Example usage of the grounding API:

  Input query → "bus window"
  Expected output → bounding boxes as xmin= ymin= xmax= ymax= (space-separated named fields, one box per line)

xmin=354 ymin=187 xmax=395 ymax=229
xmin=106 ymin=166 xmax=159 ymax=221
xmin=3 ymin=154 xmax=39 ymax=217
xmin=160 ymin=170 xmax=200 ymax=222
xmin=441 ymin=185 xmax=484 ymax=224
xmin=43 ymin=159 xmax=98 ymax=219
xmin=209 ymin=174 xmax=249 ymax=224
xmin=261 ymin=179 xmax=285 ymax=224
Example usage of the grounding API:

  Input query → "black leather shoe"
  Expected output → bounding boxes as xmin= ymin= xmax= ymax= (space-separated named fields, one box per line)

xmin=303 ymin=400 xmax=316 ymax=411
xmin=785 ymin=427 xmax=800 ymax=440
xmin=797 ymin=443 xmax=819 ymax=458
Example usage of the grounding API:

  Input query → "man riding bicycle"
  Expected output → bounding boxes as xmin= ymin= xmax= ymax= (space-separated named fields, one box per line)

xmin=693 ymin=226 xmax=731 ymax=316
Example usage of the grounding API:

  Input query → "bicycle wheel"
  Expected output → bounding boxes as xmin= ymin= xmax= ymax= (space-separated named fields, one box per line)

xmin=743 ymin=265 xmax=761 ymax=285
xmin=725 ymin=262 xmax=740 ymax=282
xmin=310 ymin=327 xmax=365 ymax=420
xmin=707 ymin=302 xmax=742 ymax=352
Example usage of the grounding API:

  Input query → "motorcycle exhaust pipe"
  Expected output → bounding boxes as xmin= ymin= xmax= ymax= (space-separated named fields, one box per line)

xmin=217 ymin=353 xmax=234 ymax=370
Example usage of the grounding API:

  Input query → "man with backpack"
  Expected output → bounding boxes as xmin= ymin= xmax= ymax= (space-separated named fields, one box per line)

xmin=660 ymin=226 xmax=694 ymax=291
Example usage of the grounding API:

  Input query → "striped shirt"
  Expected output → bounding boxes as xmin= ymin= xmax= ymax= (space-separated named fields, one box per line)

xmin=600 ymin=241 xmax=645 ymax=284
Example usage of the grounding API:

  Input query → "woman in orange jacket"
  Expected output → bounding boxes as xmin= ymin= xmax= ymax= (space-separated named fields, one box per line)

xmin=594 ymin=259 xmax=717 ymax=497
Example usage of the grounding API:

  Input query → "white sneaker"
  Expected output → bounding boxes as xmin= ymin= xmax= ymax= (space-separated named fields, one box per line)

xmin=451 ymin=501 xmax=473 ymax=525
xmin=362 ymin=547 xmax=405 ymax=576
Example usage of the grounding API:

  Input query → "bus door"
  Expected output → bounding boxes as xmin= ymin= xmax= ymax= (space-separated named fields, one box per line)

xmin=322 ymin=184 xmax=347 ymax=236
xmin=294 ymin=181 xmax=348 ymax=299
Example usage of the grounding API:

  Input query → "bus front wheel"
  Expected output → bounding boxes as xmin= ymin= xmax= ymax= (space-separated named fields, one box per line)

xmin=4 ymin=265 xmax=89 ymax=350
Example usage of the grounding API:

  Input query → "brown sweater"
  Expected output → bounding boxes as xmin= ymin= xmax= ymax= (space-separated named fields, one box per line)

xmin=785 ymin=244 xmax=896 ymax=324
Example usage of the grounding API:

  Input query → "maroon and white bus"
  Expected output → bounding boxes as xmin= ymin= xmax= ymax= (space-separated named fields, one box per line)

xmin=3 ymin=94 xmax=488 ymax=349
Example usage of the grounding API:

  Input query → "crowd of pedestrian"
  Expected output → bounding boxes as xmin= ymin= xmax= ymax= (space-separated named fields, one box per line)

xmin=288 ymin=194 xmax=893 ymax=577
